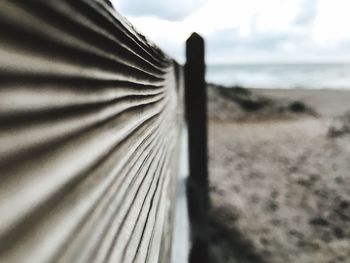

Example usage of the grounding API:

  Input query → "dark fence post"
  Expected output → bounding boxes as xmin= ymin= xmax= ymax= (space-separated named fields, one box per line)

xmin=185 ymin=33 xmax=209 ymax=263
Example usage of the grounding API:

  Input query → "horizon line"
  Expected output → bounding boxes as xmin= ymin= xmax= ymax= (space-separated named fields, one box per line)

xmin=207 ymin=60 xmax=350 ymax=66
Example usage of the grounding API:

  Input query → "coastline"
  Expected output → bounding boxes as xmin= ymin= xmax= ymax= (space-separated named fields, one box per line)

xmin=252 ymin=88 xmax=350 ymax=118
xmin=208 ymin=86 xmax=350 ymax=262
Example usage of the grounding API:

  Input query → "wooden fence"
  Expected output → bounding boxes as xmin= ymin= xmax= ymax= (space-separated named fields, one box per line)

xmin=0 ymin=1 xmax=208 ymax=262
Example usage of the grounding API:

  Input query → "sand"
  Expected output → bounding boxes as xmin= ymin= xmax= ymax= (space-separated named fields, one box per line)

xmin=208 ymin=88 xmax=350 ymax=263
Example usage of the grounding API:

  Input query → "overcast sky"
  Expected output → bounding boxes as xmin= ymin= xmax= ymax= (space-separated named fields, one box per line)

xmin=112 ymin=0 xmax=350 ymax=64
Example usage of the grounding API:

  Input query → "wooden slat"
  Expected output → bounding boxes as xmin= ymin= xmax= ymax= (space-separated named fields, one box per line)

xmin=0 ymin=1 xmax=183 ymax=262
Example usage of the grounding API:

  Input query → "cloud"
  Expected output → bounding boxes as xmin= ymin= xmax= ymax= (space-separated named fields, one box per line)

xmin=209 ymin=29 xmax=295 ymax=52
xmin=113 ymin=0 xmax=350 ymax=63
xmin=205 ymin=28 xmax=310 ymax=63
xmin=113 ymin=0 xmax=207 ymax=21
xmin=293 ymin=0 xmax=318 ymax=26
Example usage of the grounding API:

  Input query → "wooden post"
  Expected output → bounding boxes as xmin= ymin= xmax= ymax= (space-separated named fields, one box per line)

xmin=185 ymin=33 xmax=209 ymax=263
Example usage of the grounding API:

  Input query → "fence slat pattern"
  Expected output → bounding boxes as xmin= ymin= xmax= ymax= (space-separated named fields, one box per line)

xmin=0 ymin=1 xmax=183 ymax=262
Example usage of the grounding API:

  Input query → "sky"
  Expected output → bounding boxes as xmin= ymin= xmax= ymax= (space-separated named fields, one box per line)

xmin=112 ymin=0 xmax=350 ymax=64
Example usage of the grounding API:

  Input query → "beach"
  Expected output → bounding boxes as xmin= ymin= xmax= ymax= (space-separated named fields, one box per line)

xmin=208 ymin=87 xmax=350 ymax=263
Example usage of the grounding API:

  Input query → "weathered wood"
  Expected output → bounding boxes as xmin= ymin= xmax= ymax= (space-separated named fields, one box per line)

xmin=185 ymin=33 xmax=209 ymax=263
xmin=0 ymin=1 xmax=183 ymax=262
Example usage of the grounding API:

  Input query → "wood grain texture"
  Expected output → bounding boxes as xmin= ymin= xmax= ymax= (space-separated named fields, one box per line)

xmin=0 ymin=1 xmax=183 ymax=262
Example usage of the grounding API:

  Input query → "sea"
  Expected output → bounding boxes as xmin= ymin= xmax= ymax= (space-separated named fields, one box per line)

xmin=206 ymin=63 xmax=350 ymax=89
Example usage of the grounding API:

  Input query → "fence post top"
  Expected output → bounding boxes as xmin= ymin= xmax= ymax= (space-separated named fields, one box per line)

xmin=187 ymin=33 xmax=204 ymax=43
xmin=186 ymin=32 xmax=205 ymax=61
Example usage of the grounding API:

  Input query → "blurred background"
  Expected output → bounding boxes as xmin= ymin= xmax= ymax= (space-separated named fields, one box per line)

xmin=113 ymin=0 xmax=350 ymax=89
xmin=113 ymin=1 xmax=350 ymax=262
